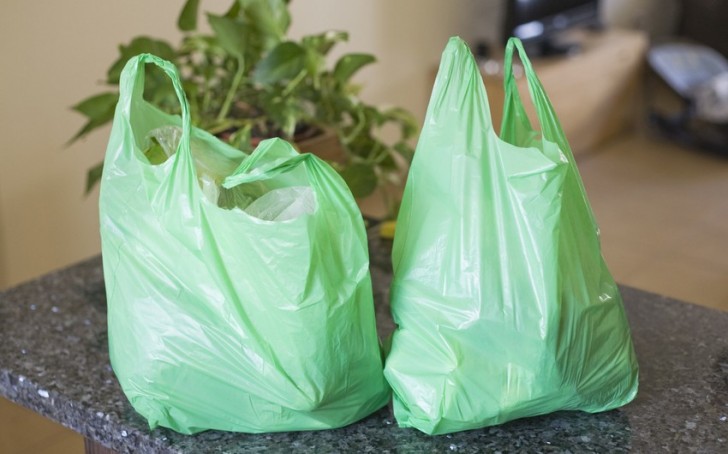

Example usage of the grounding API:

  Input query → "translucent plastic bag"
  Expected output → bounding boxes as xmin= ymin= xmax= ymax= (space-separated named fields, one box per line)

xmin=143 ymin=125 xmax=315 ymax=220
xmin=99 ymin=54 xmax=389 ymax=434
xmin=384 ymin=38 xmax=639 ymax=435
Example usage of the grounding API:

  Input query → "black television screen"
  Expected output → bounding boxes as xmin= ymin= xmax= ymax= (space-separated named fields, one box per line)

xmin=503 ymin=0 xmax=600 ymax=55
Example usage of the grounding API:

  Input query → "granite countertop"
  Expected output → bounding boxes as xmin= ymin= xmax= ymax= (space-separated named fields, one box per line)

xmin=1 ymin=234 xmax=727 ymax=453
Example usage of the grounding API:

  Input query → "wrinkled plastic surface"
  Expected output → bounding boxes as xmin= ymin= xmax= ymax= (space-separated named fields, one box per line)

xmin=144 ymin=125 xmax=316 ymax=220
xmin=244 ymin=186 xmax=315 ymax=221
xmin=383 ymin=38 xmax=639 ymax=435
xmin=99 ymin=54 xmax=389 ymax=434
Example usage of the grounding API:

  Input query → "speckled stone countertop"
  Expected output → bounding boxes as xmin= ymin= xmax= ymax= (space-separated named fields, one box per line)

xmin=1 ymin=233 xmax=727 ymax=453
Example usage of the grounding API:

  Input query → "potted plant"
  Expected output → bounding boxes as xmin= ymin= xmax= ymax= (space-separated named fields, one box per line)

xmin=71 ymin=0 xmax=417 ymax=218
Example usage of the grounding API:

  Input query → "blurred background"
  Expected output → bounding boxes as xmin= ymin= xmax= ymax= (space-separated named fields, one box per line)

xmin=1 ymin=0 xmax=727 ymax=451
xmin=0 ymin=0 xmax=493 ymax=289
xmin=0 ymin=0 xmax=685 ymax=290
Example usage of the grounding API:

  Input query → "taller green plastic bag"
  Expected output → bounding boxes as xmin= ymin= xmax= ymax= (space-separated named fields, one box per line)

xmin=384 ymin=38 xmax=639 ymax=435
xmin=99 ymin=54 xmax=389 ymax=434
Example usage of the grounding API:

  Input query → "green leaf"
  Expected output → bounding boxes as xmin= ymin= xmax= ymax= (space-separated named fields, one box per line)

xmin=207 ymin=14 xmax=249 ymax=58
xmin=106 ymin=37 xmax=175 ymax=84
xmin=302 ymin=31 xmax=348 ymax=55
xmin=300 ymin=31 xmax=348 ymax=78
xmin=72 ymin=92 xmax=118 ymax=119
xmin=69 ymin=92 xmax=118 ymax=143
xmin=177 ymin=0 xmax=200 ymax=31
xmin=228 ymin=123 xmax=253 ymax=152
xmin=241 ymin=0 xmax=291 ymax=42
xmin=142 ymin=65 xmax=180 ymax=111
xmin=384 ymin=107 xmax=419 ymax=139
xmin=333 ymin=53 xmax=376 ymax=83
xmin=394 ymin=142 xmax=415 ymax=162
xmin=259 ymin=90 xmax=304 ymax=138
xmin=224 ymin=0 xmax=241 ymax=18
xmin=339 ymin=163 xmax=377 ymax=198
xmin=253 ymin=42 xmax=307 ymax=85
xmin=69 ymin=119 xmax=109 ymax=144
xmin=85 ymin=161 xmax=104 ymax=194
xmin=143 ymin=138 xmax=170 ymax=165
xmin=363 ymin=105 xmax=385 ymax=126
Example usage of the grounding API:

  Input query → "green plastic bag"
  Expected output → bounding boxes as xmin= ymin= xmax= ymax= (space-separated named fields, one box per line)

xmin=99 ymin=54 xmax=389 ymax=434
xmin=383 ymin=38 xmax=639 ymax=435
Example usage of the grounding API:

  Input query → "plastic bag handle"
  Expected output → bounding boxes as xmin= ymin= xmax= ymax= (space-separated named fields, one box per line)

xmin=119 ymin=53 xmax=192 ymax=162
xmin=223 ymin=151 xmax=357 ymax=217
xmin=222 ymin=153 xmax=314 ymax=188
xmin=502 ymin=38 xmax=568 ymax=147
xmin=220 ymin=138 xmax=330 ymax=206
xmin=425 ymin=37 xmax=494 ymax=133
xmin=502 ymin=38 xmax=597 ymax=226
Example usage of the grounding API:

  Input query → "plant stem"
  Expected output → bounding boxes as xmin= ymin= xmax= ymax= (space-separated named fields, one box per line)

xmin=217 ymin=56 xmax=245 ymax=122
xmin=367 ymin=145 xmax=389 ymax=165
xmin=282 ymin=69 xmax=307 ymax=97
xmin=201 ymin=55 xmax=213 ymax=117
xmin=342 ymin=108 xmax=366 ymax=145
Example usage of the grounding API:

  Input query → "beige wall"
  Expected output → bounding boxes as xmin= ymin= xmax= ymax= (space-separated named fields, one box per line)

xmin=0 ymin=0 xmax=493 ymax=288
xmin=0 ymin=1 xmax=182 ymax=289
xmin=289 ymin=0 xmax=497 ymax=120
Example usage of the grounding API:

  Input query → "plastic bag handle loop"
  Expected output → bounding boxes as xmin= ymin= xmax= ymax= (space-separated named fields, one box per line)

xmin=223 ymin=138 xmax=315 ymax=187
xmin=502 ymin=38 xmax=597 ymax=225
xmin=222 ymin=152 xmax=351 ymax=216
xmin=425 ymin=37 xmax=494 ymax=134
xmin=502 ymin=38 xmax=567 ymax=146
xmin=119 ymin=53 xmax=192 ymax=162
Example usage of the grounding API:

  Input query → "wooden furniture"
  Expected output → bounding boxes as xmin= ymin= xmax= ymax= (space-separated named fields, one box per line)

xmin=482 ymin=29 xmax=648 ymax=154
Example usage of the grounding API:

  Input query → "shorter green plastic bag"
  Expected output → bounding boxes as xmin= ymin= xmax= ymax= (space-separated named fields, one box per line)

xmin=384 ymin=38 xmax=639 ymax=435
xmin=99 ymin=54 xmax=389 ymax=434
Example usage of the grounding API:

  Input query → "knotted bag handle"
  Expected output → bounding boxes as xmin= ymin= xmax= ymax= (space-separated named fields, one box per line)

xmin=222 ymin=138 xmax=360 ymax=217
xmin=223 ymin=148 xmax=314 ymax=187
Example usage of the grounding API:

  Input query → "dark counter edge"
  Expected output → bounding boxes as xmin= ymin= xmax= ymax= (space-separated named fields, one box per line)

xmin=0 ymin=256 xmax=144 ymax=451
xmin=1 ymin=254 xmax=726 ymax=453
